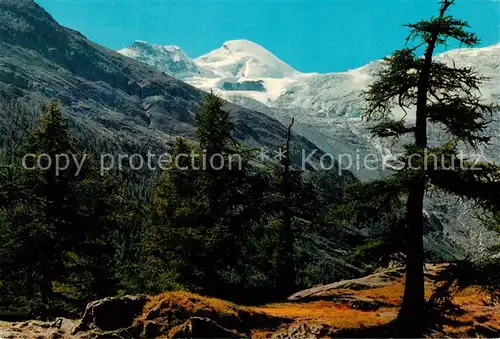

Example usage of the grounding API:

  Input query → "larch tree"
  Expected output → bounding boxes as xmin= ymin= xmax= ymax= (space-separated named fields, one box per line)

xmin=363 ymin=0 xmax=495 ymax=335
xmin=276 ymin=117 xmax=297 ymax=298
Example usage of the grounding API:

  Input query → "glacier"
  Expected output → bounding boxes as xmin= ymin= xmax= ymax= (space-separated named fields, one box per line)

xmin=117 ymin=39 xmax=500 ymax=259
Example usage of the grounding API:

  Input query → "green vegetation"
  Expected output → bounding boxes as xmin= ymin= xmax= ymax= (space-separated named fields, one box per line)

xmin=0 ymin=101 xmax=121 ymax=317
xmin=0 ymin=94 xmax=355 ymax=317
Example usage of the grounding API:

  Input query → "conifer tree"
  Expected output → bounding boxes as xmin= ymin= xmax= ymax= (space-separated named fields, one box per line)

xmin=276 ymin=118 xmax=297 ymax=297
xmin=144 ymin=137 xmax=200 ymax=292
xmin=195 ymin=92 xmax=236 ymax=157
xmin=149 ymin=93 xmax=273 ymax=300
xmin=21 ymin=100 xmax=77 ymax=316
xmin=194 ymin=92 xmax=263 ymax=298
xmin=0 ymin=101 xmax=120 ymax=317
xmin=363 ymin=0 xmax=494 ymax=335
xmin=195 ymin=92 xmax=238 ymax=216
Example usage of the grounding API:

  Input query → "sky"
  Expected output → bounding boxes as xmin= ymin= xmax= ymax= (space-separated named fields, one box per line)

xmin=36 ymin=0 xmax=499 ymax=73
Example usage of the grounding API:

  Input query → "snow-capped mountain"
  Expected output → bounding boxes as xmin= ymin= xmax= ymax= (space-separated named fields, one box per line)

xmin=118 ymin=40 xmax=499 ymax=116
xmin=117 ymin=40 xmax=216 ymax=78
xmin=275 ymin=44 xmax=500 ymax=120
xmin=195 ymin=39 xmax=301 ymax=78
xmin=117 ymin=39 xmax=500 ymax=178
xmin=119 ymin=39 xmax=301 ymax=79
xmin=118 ymin=39 xmax=310 ymax=105
xmin=274 ymin=61 xmax=383 ymax=118
xmin=118 ymin=39 xmax=500 ymax=259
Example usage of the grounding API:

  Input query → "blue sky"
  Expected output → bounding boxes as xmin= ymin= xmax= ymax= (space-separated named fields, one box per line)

xmin=36 ymin=0 xmax=499 ymax=73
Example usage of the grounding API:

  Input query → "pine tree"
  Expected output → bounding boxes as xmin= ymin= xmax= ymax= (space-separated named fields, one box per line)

xmin=148 ymin=93 xmax=274 ymax=300
xmin=21 ymin=100 xmax=77 ymax=317
xmin=148 ymin=93 xmax=241 ymax=295
xmin=144 ymin=137 xmax=199 ymax=292
xmin=276 ymin=118 xmax=297 ymax=297
xmin=194 ymin=92 xmax=245 ymax=296
xmin=195 ymin=92 xmax=238 ymax=216
xmin=0 ymin=101 xmax=120 ymax=317
xmin=195 ymin=92 xmax=236 ymax=157
xmin=363 ymin=1 xmax=494 ymax=335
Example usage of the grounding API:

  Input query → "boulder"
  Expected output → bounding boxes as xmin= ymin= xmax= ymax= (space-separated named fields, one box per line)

xmin=287 ymin=268 xmax=405 ymax=302
xmin=73 ymin=295 xmax=149 ymax=333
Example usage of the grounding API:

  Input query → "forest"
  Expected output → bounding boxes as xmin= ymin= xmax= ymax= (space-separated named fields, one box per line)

xmin=0 ymin=0 xmax=499 ymax=337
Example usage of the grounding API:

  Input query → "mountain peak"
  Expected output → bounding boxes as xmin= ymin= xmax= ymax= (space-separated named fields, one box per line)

xmin=1 ymin=0 xmax=38 ymax=9
xmin=0 ymin=0 xmax=66 ymax=33
xmin=221 ymin=39 xmax=266 ymax=52
xmin=131 ymin=40 xmax=182 ymax=52
xmin=118 ymin=41 xmax=213 ymax=78
xmin=0 ymin=0 xmax=58 ymax=29
xmin=196 ymin=39 xmax=300 ymax=78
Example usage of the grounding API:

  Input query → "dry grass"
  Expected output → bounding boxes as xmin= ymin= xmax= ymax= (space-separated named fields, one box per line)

xmin=436 ymin=287 xmax=500 ymax=338
xmin=130 ymin=266 xmax=499 ymax=338
xmin=252 ymin=301 xmax=397 ymax=330
xmin=136 ymin=266 xmax=499 ymax=338
xmin=135 ymin=291 xmax=284 ymax=337
xmin=251 ymin=265 xmax=500 ymax=338
xmin=140 ymin=291 xmax=242 ymax=321
xmin=1 ymin=263 xmax=496 ymax=338
xmin=1 ymin=265 xmax=497 ymax=338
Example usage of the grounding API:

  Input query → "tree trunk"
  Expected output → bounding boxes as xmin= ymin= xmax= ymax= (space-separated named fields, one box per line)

xmin=397 ymin=8 xmax=444 ymax=333
xmin=40 ymin=269 xmax=54 ymax=320
xmin=398 ymin=79 xmax=429 ymax=335
xmin=398 ymin=178 xmax=426 ymax=336
xmin=277 ymin=118 xmax=296 ymax=298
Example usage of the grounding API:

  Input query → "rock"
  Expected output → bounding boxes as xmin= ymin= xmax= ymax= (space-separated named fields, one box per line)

xmin=288 ymin=268 xmax=404 ymax=302
xmin=272 ymin=323 xmax=330 ymax=339
xmin=169 ymin=317 xmax=240 ymax=338
xmin=73 ymin=295 xmax=149 ymax=333
xmin=0 ymin=327 xmax=25 ymax=339
xmin=0 ymin=318 xmax=77 ymax=339
xmin=78 ymin=325 xmax=142 ymax=339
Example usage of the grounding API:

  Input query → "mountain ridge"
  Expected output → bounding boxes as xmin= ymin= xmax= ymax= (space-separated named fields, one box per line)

xmin=0 ymin=0 xmax=326 ymax=161
xmin=117 ymin=40 xmax=499 ymax=113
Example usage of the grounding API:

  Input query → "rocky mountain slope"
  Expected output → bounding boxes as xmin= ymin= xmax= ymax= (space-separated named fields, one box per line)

xmin=0 ymin=0 xmax=322 ymax=160
xmin=117 ymin=39 xmax=500 ymax=176
xmin=117 ymin=40 xmax=499 ymax=118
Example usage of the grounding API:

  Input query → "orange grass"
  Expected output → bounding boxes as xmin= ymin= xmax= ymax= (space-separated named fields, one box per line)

xmin=251 ymin=273 xmax=499 ymax=337
xmin=252 ymin=301 xmax=397 ymax=330
xmin=136 ymin=268 xmax=499 ymax=338
xmin=141 ymin=291 xmax=241 ymax=318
